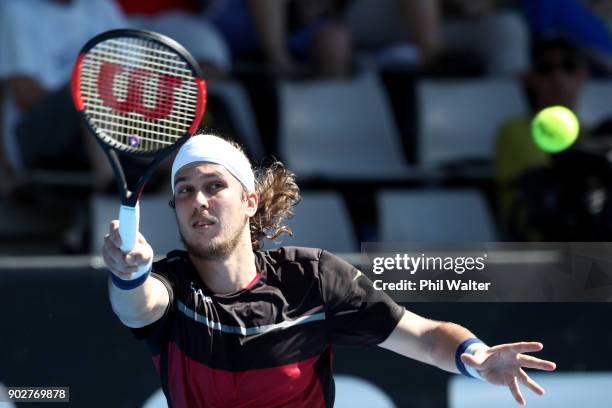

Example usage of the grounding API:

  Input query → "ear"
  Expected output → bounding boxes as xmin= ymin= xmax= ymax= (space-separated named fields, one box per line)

xmin=245 ymin=191 xmax=258 ymax=218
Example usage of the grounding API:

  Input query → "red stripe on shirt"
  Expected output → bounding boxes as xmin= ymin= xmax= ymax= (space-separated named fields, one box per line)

xmin=166 ymin=341 xmax=326 ymax=408
xmin=245 ymin=272 xmax=261 ymax=289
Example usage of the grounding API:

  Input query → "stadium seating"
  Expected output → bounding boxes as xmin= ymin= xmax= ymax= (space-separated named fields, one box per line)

xmin=278 ymin=72 xmax=416 ymax=180
xmin=263 ymin=191 xmax=358 ymax=253
xmin=331 ymin=375 xmax=396 ymax=408
xmin=577 ymin=80 xmax=612 ymax=128
xmin=378 ymin=189 xmax=497 ymax=241
xmin=90 ymin=193 xmax=180 ymax=256
xmin=207 ymin=80 xmax=265 ymax=162
xmin=448 ymin=372 xmax=611 ymax=408
xmin=416 ymin=79 xmax=527 ymax=172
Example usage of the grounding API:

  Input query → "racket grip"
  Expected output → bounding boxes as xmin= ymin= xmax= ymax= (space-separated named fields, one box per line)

xmin=119 ymin=203 xmax=140 ymax=253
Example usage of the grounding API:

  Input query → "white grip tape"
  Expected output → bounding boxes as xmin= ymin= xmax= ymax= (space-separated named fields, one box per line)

xmin=119 ymin=203 xmax=140 ymax=253
xmin=118 ymin=202 xmax=151 ymax=279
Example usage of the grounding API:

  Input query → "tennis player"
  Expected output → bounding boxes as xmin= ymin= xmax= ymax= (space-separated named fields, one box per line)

xmin=103 ymin=134 xmax=556 ymax=408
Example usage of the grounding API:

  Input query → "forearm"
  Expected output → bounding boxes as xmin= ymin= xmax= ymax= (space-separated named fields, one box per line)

xmin=379 ymin=310 xmax=481 ymax=374
xmin=108 ymin=275 xmax=169 ymax=328
xmin=401 ymin=0 xmax=444 ymax=64
xmin=246 ymin=0 xmax=291 ymax=64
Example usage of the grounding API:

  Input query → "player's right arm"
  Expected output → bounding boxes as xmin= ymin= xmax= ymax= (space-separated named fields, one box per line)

xmin=103 ymin=220 xmax=170 ymax=328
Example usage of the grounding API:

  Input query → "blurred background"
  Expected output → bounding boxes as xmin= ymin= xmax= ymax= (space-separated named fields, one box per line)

xmin=1 ymin=0 xmax=612 ymax=407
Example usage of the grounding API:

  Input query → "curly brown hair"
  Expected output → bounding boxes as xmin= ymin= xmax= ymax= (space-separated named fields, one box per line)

xmin=250 ymin=160 xmax=301 ymax=249
xmin=220 ymin=138 xmax=301 ymax=249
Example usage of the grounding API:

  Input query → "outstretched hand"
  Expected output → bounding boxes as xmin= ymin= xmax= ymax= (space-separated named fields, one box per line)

xmin=461 ymin=342 xmax=556 ymax=405
xmin=102 ymin=220 xmax=153 ymax=279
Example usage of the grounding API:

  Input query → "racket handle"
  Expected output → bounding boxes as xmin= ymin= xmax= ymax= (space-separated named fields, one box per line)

xmin=118 ymin=203 xmax=152 ymax=279
xmin=119 ymin=203 xmax=140 ymax=253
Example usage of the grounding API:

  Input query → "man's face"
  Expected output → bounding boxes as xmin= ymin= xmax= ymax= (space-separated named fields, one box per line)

xmin=529 ymin=48 xmax=588 ymax=108
xmin=173 ymin=162 xmax=256 ymax=260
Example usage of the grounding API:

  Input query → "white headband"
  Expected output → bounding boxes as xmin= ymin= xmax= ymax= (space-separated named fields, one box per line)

xmin=171 ymin=134 xmax=255 ymax=194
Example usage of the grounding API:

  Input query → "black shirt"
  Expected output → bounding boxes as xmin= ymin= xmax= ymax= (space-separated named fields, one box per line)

xmin=131 ymin=246 xmax=404 ymax=408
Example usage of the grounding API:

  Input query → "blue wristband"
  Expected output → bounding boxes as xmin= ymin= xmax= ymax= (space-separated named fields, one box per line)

xmin=455 ymin=338 xmax=486 ymax=379
xmin=110 ymin=268 xmax=150 ymax=290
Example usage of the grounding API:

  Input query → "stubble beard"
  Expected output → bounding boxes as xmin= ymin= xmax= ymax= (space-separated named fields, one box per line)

xmin=179 ymin=217 xmax=248 ymax=261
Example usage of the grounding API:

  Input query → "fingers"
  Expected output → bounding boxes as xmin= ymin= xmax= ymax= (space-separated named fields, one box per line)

xmin=473 ymin=340 xmax=555 ymax=405
xmin=490 ymin=341 xmax=556 ymax=371
xmin=102 ymin=235 xmax=133 ymax=277
xmin=107 ymin=220 xmax=122 ymax=248
xmin=490 ymin=341 xmax=543 ymax=354
xmin=509 ymin=376 xmax=526 ymax=406
xmin=517 ymin=354 xmax=557 ymax=371
xmin=512 ymin=342 xmax=543 ymax=354
xmin=510 ymin=369 xmax=548 ymax=406
xmin=102 ymin=244 xmax=138 ymax=278
xmin=518 ymin=368 xmax=545 ymax=396
xmin=102 ymin=220 xmax=153 ymax=278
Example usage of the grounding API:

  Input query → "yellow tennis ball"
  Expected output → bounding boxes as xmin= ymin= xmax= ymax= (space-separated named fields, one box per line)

xmin=531 ymin=106 xmax=580 ymax=153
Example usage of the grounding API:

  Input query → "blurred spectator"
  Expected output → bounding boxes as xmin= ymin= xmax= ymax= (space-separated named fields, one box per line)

xmin=0 ymin=0 xmax=124 ymax=193
xmin=344 ymin=0 xmax=529 ymax=76
xmin=442 ymin=0 xmax=529 ymax=75
xmin=116 ymin=0 xmax=231 ymax=78
xmin=522 ymin=0 xmax=612 ymax=76
xmin=205 ymin=0 xmax=353 ymax=77
xmin=494 ymin=37 xmax=590 ymax=239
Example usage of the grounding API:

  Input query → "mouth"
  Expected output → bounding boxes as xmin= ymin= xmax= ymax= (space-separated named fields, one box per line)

xmin=192 ymin=218 xmax=216 ymax=229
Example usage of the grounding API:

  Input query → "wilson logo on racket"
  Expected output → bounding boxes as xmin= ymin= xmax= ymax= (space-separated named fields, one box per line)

xmin=71 ymin=29 xmax=207 ymax=140
xmin=97 ymin=62 xmax=183 ymax=120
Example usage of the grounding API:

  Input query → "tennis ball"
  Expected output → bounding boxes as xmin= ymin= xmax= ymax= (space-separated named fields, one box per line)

xmin=531 ymin=106 xmax=580 ymax=153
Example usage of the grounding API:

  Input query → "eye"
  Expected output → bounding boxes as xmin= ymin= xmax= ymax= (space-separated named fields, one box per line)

xmin=176 ymin=185 xmax=193 ymax=195
xmin=208 ymin=181 xmax=224 ymax=191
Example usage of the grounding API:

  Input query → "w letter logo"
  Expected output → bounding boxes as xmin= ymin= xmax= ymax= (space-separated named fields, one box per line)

xmin=98 ymin=62 xmax=183 ymax=120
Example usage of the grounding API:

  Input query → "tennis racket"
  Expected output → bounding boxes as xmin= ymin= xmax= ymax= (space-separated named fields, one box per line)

xmin=71 ymin=29 xmax=206 ymax=277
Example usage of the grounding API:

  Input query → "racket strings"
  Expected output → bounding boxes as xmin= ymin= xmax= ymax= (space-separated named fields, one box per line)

xmin=79 ymin=36 xmax=201 ymax=153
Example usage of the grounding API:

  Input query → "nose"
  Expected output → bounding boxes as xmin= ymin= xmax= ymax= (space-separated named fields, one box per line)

xmin=193 ymin=189 xmax=209 ymax=209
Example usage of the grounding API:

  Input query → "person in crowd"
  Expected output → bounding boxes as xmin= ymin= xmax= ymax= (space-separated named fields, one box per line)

xmin=0 ymin=0 xmax=125 ymax=193
xmin=494 ymin=36 xmax=590 ymax=238
xmin=344 ymin=0 xmax=529 ymax=75
xmin=116 ymin=0 xmax=231 ymax=78
xmin=206 ymin=0 xmax=354 ymax=77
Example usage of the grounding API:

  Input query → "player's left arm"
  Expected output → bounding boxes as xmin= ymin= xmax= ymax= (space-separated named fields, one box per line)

xmin=379 ymin=310 xmax=557 ymax=405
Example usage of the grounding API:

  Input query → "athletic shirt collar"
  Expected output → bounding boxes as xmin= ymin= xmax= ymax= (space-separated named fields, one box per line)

xmin=174 ymin=250 xmax=266 ymax=299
